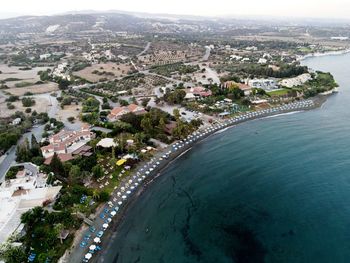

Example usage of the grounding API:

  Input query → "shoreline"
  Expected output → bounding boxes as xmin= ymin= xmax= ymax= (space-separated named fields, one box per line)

xmin=75 ymin=94 xmax=330 ymax=263
xmin=297 ymin=48 xmax=350 ymax=62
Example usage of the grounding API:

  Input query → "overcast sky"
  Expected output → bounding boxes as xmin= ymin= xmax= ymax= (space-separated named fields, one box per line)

xmin=2 ymin=0 xmax=350 ymax=19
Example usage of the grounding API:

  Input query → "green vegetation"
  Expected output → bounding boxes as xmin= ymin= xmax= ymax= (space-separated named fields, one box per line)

xmin=267 ymin=89 xmax=291 ymax=96
xmin=217 ymin=63 xmax=308 ymax=79
xmin=20 ymin=207 xmax=80 ymax=262
xmin=71 ymin=62 xmax=90 ymax=72
xmin=15 ymin=81 xmax=34 ymax=88
xmin=0 ymin=112 xmax=48 ymax=153
xmin=5 ymin=95 xmax=19 ymax=102
xmin=5 ymin=166 xmax=23 ymax=180
xmin=299 ymin=72 xmax=338 ymax=98
xmin=1 ymin=77 xmax=23 ymax=82
xmin=164 ymin=89 xmax=186 ymax=104
xmin=150 ymin=63 xmax=199 ymax=77
xmin=6 ymin=102 xmax=15 ymax=109
xmin=22 ymin=97 xmax=35 ymax=107
xmin=82 ymin=97 xmax=100 ymax=113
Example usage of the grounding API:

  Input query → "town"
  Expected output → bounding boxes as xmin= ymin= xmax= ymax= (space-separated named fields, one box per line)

xmin=0 ymin=10 xmax=344 ymax=263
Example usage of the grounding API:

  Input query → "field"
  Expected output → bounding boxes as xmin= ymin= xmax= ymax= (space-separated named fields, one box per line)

xmin=73 ymin=63 xmax=133 ymax=82
xmin=0 ymin=64 xmax=51 ymax=87
xmin=0 ymin=97 xmax=50 ymax=118
xmin=6 ymin=82 xmax=58 ymax=96
xmin=267 ymin=89 xmax=291 ymax=96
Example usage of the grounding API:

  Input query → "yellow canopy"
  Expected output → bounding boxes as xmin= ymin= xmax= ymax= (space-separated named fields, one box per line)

xmin=116 ymin=159 xmax=127 ymax=166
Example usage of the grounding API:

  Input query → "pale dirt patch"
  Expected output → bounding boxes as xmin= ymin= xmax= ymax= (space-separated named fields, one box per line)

xmin=56 ymin=103 xmax=82 ymax=123
xmin=73 ymin=62 xmax=132 ymax=82
xmin=0 ymin=97 xmax=50 ymax=118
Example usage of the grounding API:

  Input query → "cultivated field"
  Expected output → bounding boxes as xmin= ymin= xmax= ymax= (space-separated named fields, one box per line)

xmin=73 ymin=62 xmax=133 ymax=82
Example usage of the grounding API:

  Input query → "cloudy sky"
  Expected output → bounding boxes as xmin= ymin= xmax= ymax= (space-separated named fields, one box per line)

xmin=1 ymin=0 xmax=350 ymax=19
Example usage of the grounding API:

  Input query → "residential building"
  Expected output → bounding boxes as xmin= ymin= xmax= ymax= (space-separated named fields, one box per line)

xmin=279 ymin=73 xmax=312 ymax=88
xmin=107 ymin=104 xmax=146 ymax=122
xmin=247 ymin=78 xmax=278 ymax=90
xmin=40 ymin=125 xmax=94 ymax=159
xmin=223 ymin=81 xmax=252 ymax=95
xmin=0 ymin=164 xmax=61 ymax=244
xmin=190 ymin=86 xmax=212 ymax=97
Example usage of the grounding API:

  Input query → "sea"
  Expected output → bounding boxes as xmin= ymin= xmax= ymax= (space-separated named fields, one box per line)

xmin=101 ymin=53 xmax=350 ymax=263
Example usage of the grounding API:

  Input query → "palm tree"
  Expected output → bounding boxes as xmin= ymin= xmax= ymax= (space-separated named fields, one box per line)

xmin=54 ymin=223 xmax=64 ymax=244
xmin=92 ymin=190 xmax=100 ymax=201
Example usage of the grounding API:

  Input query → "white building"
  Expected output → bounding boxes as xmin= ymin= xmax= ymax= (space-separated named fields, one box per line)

xmin=279 ymin=73 xmax=312 ymax=88
xmin=258 ymin=58 xmax=268 ymax=64
xmin=0 ymin=165 xmax=61 ymax=244
xmin=11 ymin=118 xmax=21 ymax=126
xmin=40 ymin=53 xmax=51 ymax=60
xmin=247 ymin=78 xmax=278 ymax=90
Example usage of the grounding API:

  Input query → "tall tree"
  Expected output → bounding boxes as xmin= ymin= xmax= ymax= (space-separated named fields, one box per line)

xmin=50 ymin=153 xmax=65 ymax=177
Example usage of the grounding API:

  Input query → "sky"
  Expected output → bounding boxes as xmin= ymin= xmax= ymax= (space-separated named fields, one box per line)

xmin=1 ymin=0 xmax=350 ymax=19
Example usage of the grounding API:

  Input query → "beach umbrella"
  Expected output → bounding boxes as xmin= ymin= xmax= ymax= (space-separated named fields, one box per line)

xmin=94 ymin=237 xmax=101 ymax=243
xmin=89 ymin=245 xmax=96 ymax=250
xmin=85 ymin=253 xmax=92 ymax=260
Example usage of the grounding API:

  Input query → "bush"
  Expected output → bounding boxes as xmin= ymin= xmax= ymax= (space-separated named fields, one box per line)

xmin=25 ymin=108 xmax=32 ymax=113
xmin=22 ymin=97 xmax=35 ymax=107
xmin=5 ymin=95 xmax=19 ymax=102
xmin=6 ymin=102 xmax=15 ymax=109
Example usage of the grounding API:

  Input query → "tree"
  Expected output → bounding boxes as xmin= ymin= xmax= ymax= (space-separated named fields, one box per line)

xmin=54 ymin=223 xmax=64 ymax=244
xmin=141 ymin=115 xmax=153 ymax=135
xmin=0 ymin=243 xmax=26 ymax=263
xmin=50 ymin=153 xmax=65 ymax=177
xmin=173 ymin=108 xmax=181 ymax=120
xmin=92 ymin=165 xmax=103 ymax=179
xmin=158 ymin=117 xmax=166 ymax=131
xmin=141 ymin=98 xmax=151 ymax=107
xmin=69 ymin=165 xmax=81 ymax=184
xmin=92 ymin=190 xmax=100 ymax=200
xmin=16 ymin=138 xmax=32 ymax=162
xmin=21 ymin=97 xmax=35 ymax=107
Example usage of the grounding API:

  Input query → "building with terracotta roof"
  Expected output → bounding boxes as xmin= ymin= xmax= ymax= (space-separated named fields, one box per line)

xmin=223 ymin=81 xmax=252 ymax=95
xmin=107 ymin=104 xmax=146 ymax=122
xmin=191 ymin=86 xmax=212 ymax=97
xmin=41 ymin=125 xmax=94 ymax=160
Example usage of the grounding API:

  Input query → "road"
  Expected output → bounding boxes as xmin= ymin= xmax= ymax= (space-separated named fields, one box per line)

xmin=202 ymin=46 xmax=211 ymax=61
xmin=0 ymin=91 xmax=70 ymax=182
xmin=136 ymin=42 xmax=151 ymax=57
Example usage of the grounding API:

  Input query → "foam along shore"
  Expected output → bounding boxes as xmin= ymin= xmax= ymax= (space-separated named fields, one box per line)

xmin=73 ymin=98 xmax=323 ymax=263
xmin=297 ymin=48 xmax=350 ymax=62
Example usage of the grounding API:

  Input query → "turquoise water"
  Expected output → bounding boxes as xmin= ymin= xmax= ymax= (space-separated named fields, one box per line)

xmin=102 ymin=53 xmax=350 ymax=263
